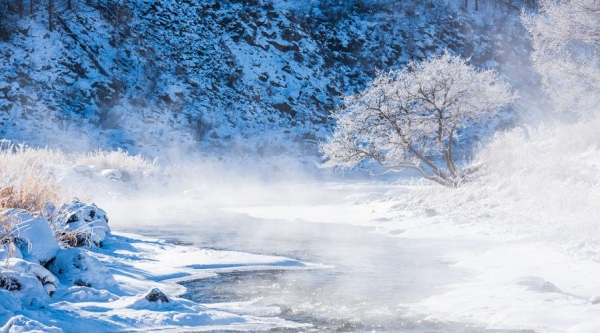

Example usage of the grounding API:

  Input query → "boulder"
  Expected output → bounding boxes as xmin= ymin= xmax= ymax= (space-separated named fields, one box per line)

xmin=145 ymin=288 xmax=169 ymax=303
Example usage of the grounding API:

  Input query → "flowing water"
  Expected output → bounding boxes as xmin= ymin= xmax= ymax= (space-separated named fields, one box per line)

xmin=113 ymin=212 xmax=533 ymax=332
xmin=107 ymin=183 xmax=534 ymax=332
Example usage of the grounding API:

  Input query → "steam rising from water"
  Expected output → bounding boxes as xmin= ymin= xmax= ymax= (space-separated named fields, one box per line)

xmin=99 ymin=180 xmax=472 ymax=332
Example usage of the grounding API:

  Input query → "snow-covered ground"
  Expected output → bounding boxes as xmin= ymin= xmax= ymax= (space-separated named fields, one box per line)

xmin=4 ymin=115 xmax=600 ymax=332
xmin=205 ymin=179 xmax=600 ymax=333
xmin=0 ymin=224 xmax=316 ymax=332
xmin=93 ymin=165 xmax=600 ymax=333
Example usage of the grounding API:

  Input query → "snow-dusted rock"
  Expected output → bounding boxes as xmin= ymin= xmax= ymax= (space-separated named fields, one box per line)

xmin=539 ymin=281 xmax=562 ymax=293
xmin=53 ymin=199 xmax=110 ymax=247
xmin=145 ymin=288 xmax=169 ymax=303
xmin=47 ymin=248 xmax=116 ymax=289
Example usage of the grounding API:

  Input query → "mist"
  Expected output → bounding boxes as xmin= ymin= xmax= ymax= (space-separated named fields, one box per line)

xmin=3 ymin=0 xmax=600 ymax=332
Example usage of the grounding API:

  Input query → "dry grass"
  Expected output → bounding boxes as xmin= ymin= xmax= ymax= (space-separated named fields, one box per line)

xmin=0 ymin=172 xmax=60 ymax=214
xmin=0 ymin=143 xmax=63 ymax=216
xmin=75 ymin=149 xmax=154 ymax=173
xmin=0 ymin=213 xmax=19 ymax=259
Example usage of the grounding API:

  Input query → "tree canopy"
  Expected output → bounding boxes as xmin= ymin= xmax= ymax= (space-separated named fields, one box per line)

xmin=320 ymin=53 xmax=516 ymax=187
xmin=523 ymin=0 xmax=600 ymax=116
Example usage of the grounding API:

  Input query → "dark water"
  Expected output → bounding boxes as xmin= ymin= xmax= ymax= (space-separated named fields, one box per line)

xmin=113 ymin=207 xmax=534 ymax=333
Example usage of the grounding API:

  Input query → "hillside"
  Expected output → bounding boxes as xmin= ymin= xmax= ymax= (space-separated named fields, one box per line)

xmin=0 ymin=0 xmax=535 ymax=158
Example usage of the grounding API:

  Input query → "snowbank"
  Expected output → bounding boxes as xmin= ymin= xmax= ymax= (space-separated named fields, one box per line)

xmin=0 ymin=200 xmax=312 ymax=332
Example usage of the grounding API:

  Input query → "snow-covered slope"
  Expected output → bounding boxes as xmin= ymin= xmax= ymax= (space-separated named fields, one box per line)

xmin=0 ymin=0 xmax=535 ymax=157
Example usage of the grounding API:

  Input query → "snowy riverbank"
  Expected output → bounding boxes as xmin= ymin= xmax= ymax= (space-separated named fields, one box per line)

xmin=0 ymin=226 xmax=315 ymax=332
xmin=3 ymin=137 xmax=600 ymax=332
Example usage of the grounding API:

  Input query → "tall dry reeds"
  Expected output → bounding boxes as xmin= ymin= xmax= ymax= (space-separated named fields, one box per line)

xmin=0 ymin=143 xmax=63 ymax=215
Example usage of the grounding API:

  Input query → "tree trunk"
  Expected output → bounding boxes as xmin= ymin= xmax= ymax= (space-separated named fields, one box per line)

xmin=407 ymin=144 xmax=452 ymax=184
xmin=18 ymin=0 xmax=23 ymax=17
xmin=444 ymin=124 xmax=460 ymax=179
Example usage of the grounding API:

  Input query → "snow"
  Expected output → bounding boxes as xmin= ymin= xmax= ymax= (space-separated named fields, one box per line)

xmin=3 ymin=132 xmax=600 ymax=332
xmin=0 ymin=1 xmax=595 ymax=331
xmin=10 ymin=211 xmax=60 ymax=265
xmin=0 ymin=227 xmax=311 ymax=332
xmin=197 ymin=176 xmax=600 ymax=333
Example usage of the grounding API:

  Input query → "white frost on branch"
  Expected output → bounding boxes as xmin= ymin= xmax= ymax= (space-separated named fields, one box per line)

xmin=523 ymin=0 xmax=600 ymax=116
xmin=320 ymin=53 xmax=516 ymax=186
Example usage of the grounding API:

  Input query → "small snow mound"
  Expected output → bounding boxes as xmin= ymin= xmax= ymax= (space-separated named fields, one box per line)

xmin=516 ymin=276 xmax=546 ymax=291
xmin=183 ymin=187 xmax=207 ymax=199
xmin=9 ymin=211 xmax=60 ymax=265
xmin=56 ymin=286 xmax=117 ymax=303
xmin=251 ymin=297 xmax=290 ymax=314
xmin=0 ymin=315 xmax=64 ymax=333
xmin=589 ymin=295 xmax=600 ymax=304
xmin=47 ymin=248 xmax=117 ymax=289
xmin=145 ymin=288 xmax=169 ymax=303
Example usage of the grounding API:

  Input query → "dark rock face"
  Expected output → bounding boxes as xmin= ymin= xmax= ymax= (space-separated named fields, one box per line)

xmin=0 ymin=0 xmax=533 ymax=154
xmin=145 ymin=288 xmax=169 ymax=303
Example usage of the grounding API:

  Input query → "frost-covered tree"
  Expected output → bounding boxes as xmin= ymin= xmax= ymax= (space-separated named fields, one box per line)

xmin=523 ymin=0 xmax=600 ymax=116
xmin=320 ymin=54 xmax=516 ymax=187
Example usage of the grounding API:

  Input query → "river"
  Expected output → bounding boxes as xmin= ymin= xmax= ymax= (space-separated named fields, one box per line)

xmin=104 ymin=182 xmax=534 ymax=333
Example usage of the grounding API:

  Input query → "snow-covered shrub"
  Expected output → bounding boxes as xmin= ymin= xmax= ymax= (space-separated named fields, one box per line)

xmin=412 ymin=118 xmax=600 ymax=242
xmin=51 ymin=200 xmax=110 ymax=248
xmin=47 ymin=248 xmax=117 ymax=289
xmin=6 ymin=211 xmax=61 ymax=266
xmin=0 ymin=172 xmax=60 ymax=216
